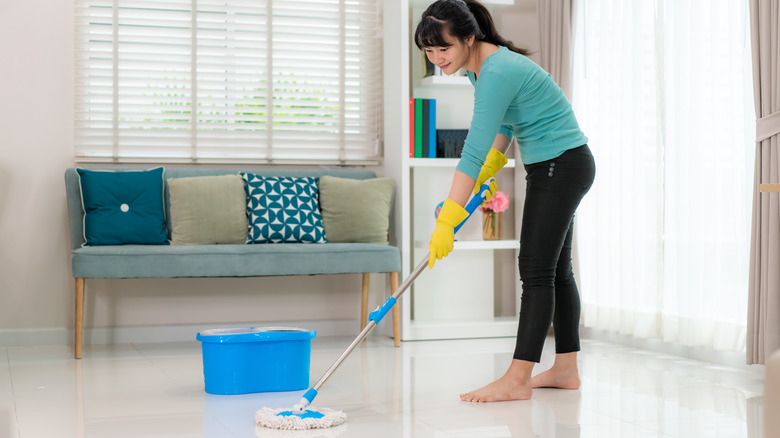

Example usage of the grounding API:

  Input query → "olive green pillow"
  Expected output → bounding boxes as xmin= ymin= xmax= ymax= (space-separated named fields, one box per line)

xmin=168 ymin=174 xmax=248 ymax=245
xmin=318 ymin=176 xmax=394 ymax=244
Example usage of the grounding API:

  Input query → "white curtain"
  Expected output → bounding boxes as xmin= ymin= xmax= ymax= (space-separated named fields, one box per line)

xmin=572 ymin=0 xmax=754 ymax=351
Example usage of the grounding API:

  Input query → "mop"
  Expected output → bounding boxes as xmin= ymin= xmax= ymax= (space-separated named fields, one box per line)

xmin=255 ymin=421 xmax=347 ymax=437
xmin=255 ymin=179 xmax=495 ymax=431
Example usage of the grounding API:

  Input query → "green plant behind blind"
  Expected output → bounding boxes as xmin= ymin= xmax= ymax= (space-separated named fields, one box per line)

xmin=75 ymin=0 xmax=383 ymax=164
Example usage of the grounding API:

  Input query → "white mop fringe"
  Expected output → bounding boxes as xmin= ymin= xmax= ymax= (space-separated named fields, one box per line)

xmin=255 ymin=407 xmax=347 ymax=431
xmin=254 ymin=423 xmax=347 ymax=438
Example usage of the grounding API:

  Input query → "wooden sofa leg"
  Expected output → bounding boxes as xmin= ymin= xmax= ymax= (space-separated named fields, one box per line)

xmin=75 ymin=278 xmax=85 ymax=359
xmin=390 ymin=272 xmax=400 ymax=347
xmin=361 ymin=273 xmax=370 ymax=330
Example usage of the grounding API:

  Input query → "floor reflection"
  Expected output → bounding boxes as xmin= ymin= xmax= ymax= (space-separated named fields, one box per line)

xmin=2 ymin=336 xmax=765 ymax=437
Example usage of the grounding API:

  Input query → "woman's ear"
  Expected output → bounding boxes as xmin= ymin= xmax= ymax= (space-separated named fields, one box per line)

xmin=466 ymin=34 xmax=475 ymax=47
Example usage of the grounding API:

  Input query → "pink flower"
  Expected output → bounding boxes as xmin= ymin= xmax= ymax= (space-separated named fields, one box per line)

xmin=480 ymin=191 xmax=509 ymax=213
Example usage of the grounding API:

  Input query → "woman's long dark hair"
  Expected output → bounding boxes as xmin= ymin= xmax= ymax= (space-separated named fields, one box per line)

xmin=414 ymin=0 xmax=530 ymax=56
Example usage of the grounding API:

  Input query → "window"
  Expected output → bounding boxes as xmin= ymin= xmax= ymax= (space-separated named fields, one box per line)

xmin=75 ymin=0 xmax=383 ymax=164
xmin=572 ymin=0 xmax=754 ymax=351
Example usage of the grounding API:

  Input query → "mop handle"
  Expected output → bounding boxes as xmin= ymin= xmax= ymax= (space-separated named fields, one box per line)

xmin=455 ymin=179 xmax=493 ymax=233
xmin=306 ymin=179 xmax=493 ymax=397
xmin=362 ymin=179 xmax=493 ymax=326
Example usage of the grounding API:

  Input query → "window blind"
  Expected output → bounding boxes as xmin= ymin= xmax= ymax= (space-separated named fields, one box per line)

xmin=75 ymin=0 xmax=383 ymax=164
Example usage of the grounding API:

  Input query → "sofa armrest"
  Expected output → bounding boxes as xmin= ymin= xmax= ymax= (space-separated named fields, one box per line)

xmin=65 ymin=168 xmax=85 ymax=250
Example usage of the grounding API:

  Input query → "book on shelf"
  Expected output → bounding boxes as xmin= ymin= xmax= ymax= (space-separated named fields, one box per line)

xmin=410 ymin=97 xmax=438 ymax=158
xmin=436 ymin=129 xmax=468 ymax=158
xmin=422 ymin=51 xmax=440 ymax=78
xmin=428 ymin=99 xmax=436 ymax=158
xmin=422 ymin=99 xmax=429 ymax=157
xmin=409 ymin=97 xmax=415 ymax=158
xmin=414 ymin=98 xmax=423 ymax=158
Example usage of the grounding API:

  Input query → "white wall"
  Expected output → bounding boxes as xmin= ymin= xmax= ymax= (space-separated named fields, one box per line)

xmin=0 ymin=0 xmax=78 ymax=339
xmin=0 ymin=0 xmax=539 ymax=347
xmin=0 ymin=0 xmax=392 ymax=347
xmin=499 ymin=0 xmax=541 ymax=62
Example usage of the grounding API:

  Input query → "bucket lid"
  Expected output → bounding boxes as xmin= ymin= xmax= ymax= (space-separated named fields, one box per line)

xmin=196 ymin=327 xmax=316 ymax=344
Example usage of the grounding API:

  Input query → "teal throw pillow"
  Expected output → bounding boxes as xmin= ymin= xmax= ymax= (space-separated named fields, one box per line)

xmin=242 ymin=174 xmax=327 ymax=244
xmin=77 ymin=167 xmax=168 ymax=246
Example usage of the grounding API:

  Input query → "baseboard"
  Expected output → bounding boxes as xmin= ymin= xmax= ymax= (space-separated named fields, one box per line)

xmin=581 ymin=326 xmax=764 ymax=373
xmin=0 ymin=319 xmax=375 ymax=348
xmin=0 ymin=328 xmax=71 ymax=347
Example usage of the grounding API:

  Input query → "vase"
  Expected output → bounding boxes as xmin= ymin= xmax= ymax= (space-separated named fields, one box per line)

xmin=482 ymin=210 xmax=502 ymax=240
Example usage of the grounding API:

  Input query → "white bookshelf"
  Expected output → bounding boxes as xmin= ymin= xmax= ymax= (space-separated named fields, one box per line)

xmin=414 ymin=240 xmax=520 ymax=250
xmin=419 ymin=75 xmax=471 ymax=87
xmin=409 ymin=158 xmax=516 ymax=168
xmin=406 ymin=317 xmax=518 ymax=341
xmin=388 ymin=0 xmax=522 ymax=343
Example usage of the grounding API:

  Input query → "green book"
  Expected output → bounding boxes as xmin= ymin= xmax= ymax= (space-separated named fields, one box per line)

xmin=414 ymin=98 xmax=423 ymax=158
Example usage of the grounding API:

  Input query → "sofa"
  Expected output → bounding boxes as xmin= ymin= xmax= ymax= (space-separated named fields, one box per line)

xmin=64 ymin=167 xmax=402 ymax=359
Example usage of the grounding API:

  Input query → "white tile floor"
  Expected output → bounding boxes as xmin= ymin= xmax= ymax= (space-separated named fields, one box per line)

xmin=0 ymin=334 xmax=765 ymax=438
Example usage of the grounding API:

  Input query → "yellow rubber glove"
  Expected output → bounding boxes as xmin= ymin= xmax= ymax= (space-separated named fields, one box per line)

xmin=473 ymin=148 xmax=508 ymax=202
xmin=428 ymin=199 xmax=470 ymax=269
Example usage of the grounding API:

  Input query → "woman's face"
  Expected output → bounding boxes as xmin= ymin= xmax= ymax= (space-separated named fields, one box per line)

xmin=423 ymin=31 xmax=473 ymax=75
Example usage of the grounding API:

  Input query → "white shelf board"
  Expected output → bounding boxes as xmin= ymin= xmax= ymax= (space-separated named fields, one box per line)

xmin=414 ymin=239 xmax=519 ymax=250
xmin=410 ymin=158 xmax=516 ymax=168
xmin=420 ymin=75 xmax=471 ymax=87
xmin=403 ymin=317 xmax=517 ymax=341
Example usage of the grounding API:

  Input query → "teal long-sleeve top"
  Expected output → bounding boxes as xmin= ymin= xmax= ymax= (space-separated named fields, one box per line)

xmin=456 ymin=46 xmax=588 ymax=180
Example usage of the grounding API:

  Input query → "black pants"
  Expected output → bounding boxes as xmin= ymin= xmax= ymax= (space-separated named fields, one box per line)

xmin=513 ymin=145 xmax=595 ymax=363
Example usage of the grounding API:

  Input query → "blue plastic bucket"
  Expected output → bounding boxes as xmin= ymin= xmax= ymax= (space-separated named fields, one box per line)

xmin=196 ymin=327 xmax=316 ymax=395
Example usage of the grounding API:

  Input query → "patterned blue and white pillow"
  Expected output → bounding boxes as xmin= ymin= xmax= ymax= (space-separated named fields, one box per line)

xmin=242 ymin=174 xmax=328 ymax=244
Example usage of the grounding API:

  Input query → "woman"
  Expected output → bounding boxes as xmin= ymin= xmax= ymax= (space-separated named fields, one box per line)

xmin=417 ymin=0 xmax=596 ymax=402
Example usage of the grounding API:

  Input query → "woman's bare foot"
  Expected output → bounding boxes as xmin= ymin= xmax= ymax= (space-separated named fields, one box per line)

xmin=530 ymin=352 xmax=581 ymax=389
xmin=460 ymin=359 xmax=534 ymax=402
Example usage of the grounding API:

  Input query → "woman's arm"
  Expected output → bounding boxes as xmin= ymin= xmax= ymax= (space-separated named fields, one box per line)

xmin=449 ymin=133 xmax=512 ymax=206
xmin=491 ymin=132 xmax=512 ymax=156
xmin=447 ymin=170 xmax=477 ymax=206
xmin=457 ymin=70 xmax=517 ymax=179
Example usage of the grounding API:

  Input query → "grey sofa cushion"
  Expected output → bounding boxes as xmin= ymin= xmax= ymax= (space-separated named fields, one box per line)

xmin=319 ymin=175 xmax=394 ymax=244
xmin=71 ymin=243 xmax=401 ymax=278
xmin=168 ymin=174 xmax=249 ymax=245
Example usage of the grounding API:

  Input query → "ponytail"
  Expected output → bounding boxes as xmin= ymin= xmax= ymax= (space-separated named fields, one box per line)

xmin=415 ymin=0 xmax=530 ymax=56
xmin=463 ymin=0 xmax=531 ymax=56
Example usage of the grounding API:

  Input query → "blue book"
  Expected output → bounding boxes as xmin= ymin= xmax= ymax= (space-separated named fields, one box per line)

xmin=422 ymin=99 xmax=429 ymax=158
xmin=428 ymin=99 xmax=437 ymax=158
